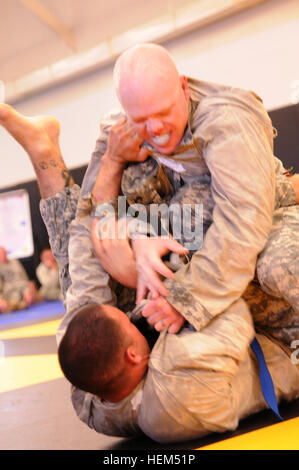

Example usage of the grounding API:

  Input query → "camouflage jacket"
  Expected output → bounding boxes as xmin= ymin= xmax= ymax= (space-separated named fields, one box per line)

xmin=72 ymin=77 xmax=296 ymax=332
xmin=40 ymin=78 xmax=298 ymax=443
xmin=0 ymin=258 xmax=29 ymax=302
xmin=41 ymin=186 xmax=299 ymax=444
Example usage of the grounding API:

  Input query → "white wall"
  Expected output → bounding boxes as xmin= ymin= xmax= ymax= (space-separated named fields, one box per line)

xmin=0 ymin=0 xmax=298 ymax=188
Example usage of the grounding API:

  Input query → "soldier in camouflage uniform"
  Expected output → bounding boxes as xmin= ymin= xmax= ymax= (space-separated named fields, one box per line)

xmin=36 ymin=248 xmax=62 ymax=301
xmin=0 ymin=246 xmax=39 ymax=312
xmin=1 ymin=48 xmax=299 ymax=442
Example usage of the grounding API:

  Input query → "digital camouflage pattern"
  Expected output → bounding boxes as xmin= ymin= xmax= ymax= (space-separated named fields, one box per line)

xmin=36 ymin=262 xmax=62 ymax=301
xmin=40 ymin=180 xmax=299 ymax=443
xmin=256 ymin=204 xmax=299 ymax=317
xmin=78 ymin=77 xmax=296 ymax=332
xmin=0 ymin=258 xmax=30 ymax=304
xmin=39 ymin=77 xmax=299 ymax=442
xmin=40 ymin=185 xmax=80 ymax=304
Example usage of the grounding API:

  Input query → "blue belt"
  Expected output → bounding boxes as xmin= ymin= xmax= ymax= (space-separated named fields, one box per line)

xmin=250 ymin=336 xmax=283 ymax=421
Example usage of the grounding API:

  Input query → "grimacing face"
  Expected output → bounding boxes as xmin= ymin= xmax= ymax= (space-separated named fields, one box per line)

xmin=126 ymin=76 xmax=190 ymax=155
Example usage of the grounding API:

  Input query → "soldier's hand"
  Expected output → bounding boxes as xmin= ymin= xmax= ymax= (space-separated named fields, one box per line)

xmin=91 ymin=217 xmax=138 ymax=289
xmin=142 ymin=296 xmax=185 ymax=334
xmin=131 ymin=236 xmax=188 ymax=304
xmin=106 ymin=117 xmax=149 ymax=164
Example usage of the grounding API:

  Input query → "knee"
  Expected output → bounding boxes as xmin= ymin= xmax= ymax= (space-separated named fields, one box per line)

xmin=257 ymin=247 xmax=298 ymax=299
xmin=256 ymin=250 xmax=280 ymax=296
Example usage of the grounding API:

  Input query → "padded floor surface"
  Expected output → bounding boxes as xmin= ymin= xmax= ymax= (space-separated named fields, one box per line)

xmin=0 ymin=308 xmax=298 ymax=450
xmin=0 ymin=300 xmax=65 ymax=327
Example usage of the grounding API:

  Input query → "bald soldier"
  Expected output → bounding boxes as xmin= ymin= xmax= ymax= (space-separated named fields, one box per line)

xmin=1 ymin=51 xmax=299 ymax=442
xmin=87 ymin=43 xmax=299 ymax=333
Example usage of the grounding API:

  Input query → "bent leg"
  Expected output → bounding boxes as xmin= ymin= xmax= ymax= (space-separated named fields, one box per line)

xmin=256 ymin=205 xmax=299 ymax=314
xmin=0 ymin=103 xmax=73 ymax=198
xmin=0 ymin=103 xmax=77 ymax=301
xmin=40 ymin=186 xmax=80 ymax=302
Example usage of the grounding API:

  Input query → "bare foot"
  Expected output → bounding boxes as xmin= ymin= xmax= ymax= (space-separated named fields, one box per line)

xmin=0 ymin=104 xmax=73 ymax=198
xmin=0 ymin=103 xmax=60 ymax=153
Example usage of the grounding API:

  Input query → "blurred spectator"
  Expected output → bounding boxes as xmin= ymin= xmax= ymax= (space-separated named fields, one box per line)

xmin=0 ymin=246 xmax=40 ymax=313
xmin=36 ymin=247 xmax=62 ymax=301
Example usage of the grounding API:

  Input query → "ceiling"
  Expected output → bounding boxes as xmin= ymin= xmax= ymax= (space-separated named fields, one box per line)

xmin=0 ymin=0 xmax=271 ymax=102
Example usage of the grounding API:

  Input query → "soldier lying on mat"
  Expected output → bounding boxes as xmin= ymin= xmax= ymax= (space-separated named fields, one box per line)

xmin=1 ymin=101 xmax=298 ymax=443
xmin=1 ymin=41 xmax=299 ymax=441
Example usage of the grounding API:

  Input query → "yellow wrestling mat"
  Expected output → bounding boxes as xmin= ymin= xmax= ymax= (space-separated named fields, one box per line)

xmin=199 ymin=416 xmax=299 ymax=450
xmin=0 ymin=319 xmax=63 ymax=393
xmin=0 ymin=319 xmax=60 ymax=339
xmin=1 ymin=317 xmax=298 ymax=450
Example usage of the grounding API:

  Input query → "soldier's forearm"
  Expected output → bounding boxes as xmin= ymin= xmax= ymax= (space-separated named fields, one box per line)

xmin=91 ymin=153 xmax=125 ymax=203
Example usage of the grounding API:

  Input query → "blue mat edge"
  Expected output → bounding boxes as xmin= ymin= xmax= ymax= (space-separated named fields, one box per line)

xmin=0 ymin=300 xmax=65 ymax=327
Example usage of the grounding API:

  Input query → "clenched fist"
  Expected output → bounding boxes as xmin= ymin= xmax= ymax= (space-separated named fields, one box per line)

xmin=106 ymin=117 xmax=149 ymax=165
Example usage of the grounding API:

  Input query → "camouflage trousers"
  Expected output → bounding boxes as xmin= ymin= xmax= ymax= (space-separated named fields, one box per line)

xmin=252 ymin=205 xmax=299 ymax=348
xmin=40 ymin=185 xmax=80 ymax=305
xmin=40 ymin=184 xmax=299 ymax=349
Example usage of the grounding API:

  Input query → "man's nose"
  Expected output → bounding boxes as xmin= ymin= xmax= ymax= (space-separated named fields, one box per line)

xmin=146 ymin=117 xmax=164 ymax=134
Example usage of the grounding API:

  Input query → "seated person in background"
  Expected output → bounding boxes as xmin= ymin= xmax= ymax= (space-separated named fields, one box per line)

xmin=0 ymin=246 xmax=39 ymax=313
xmin=36 ymin=247 xmax=62 ymax=301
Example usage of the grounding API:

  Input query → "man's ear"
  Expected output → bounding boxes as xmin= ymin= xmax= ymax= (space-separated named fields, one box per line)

xmin=180 ymin=75 xmax=190 ymax=101
xmin=125 ymin=344 xmax=143 ymax=365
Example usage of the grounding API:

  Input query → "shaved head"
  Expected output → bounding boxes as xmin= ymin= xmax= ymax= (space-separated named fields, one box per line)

xmin=114 ymin=43 xmax=180 ymax=113
xmin=113 ymin=43 xmax=190 ymax=154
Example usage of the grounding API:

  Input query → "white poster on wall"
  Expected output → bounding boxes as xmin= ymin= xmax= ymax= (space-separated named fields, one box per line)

xmin=0 ymin=189 xmax=34 ymax=259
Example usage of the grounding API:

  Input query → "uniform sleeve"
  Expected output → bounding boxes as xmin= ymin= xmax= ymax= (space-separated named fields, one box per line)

xmin=165 ymin=103 xmax=276 ymax=331
xmin=71 ymin=383 xmax=144 ymax=438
